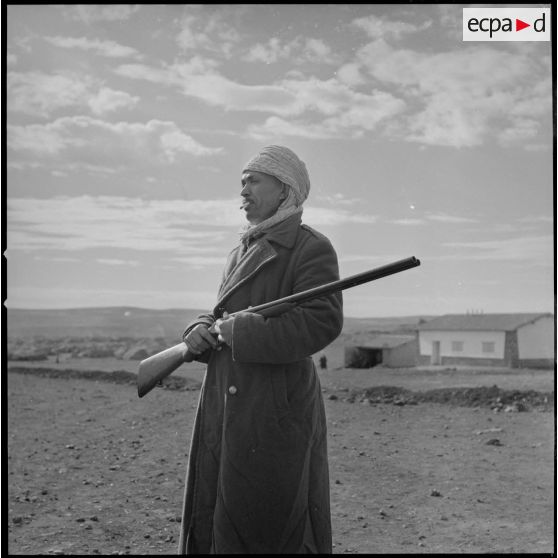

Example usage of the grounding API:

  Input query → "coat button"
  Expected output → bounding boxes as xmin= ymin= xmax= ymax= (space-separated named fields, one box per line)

xmin=228 ymin=385 xmax=237 ymax=395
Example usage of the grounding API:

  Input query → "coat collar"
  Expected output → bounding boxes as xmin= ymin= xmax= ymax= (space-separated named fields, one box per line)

xmin=216 ymin=213 xmax=302 ymax=311
xmin=259 ymin=212 xmax=302 ymax=249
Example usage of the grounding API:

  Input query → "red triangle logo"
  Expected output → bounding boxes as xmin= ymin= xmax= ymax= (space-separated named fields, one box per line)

xmin=516 ymin=18 xmax=530 ymax=31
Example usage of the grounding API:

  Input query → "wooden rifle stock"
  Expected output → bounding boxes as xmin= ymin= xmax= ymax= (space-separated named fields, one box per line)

xmin=137 ymin=256 xmax=420 ymax=398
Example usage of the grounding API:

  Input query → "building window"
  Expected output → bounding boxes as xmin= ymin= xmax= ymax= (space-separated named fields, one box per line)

xmin=482 ymin=341 xmax=495 ymax=354
xmin=451 ymin=341 xmax=464 ymax=352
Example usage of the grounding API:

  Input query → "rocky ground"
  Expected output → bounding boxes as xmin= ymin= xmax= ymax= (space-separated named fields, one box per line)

xmin=7 ymin=336 xmax=170 ymax=362
xmin=7 ymin=364 xmax=555 ymax=555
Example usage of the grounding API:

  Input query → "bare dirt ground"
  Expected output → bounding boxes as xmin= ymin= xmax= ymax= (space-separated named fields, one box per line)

xmin=7 ymin=362 xmax=555 ymax=555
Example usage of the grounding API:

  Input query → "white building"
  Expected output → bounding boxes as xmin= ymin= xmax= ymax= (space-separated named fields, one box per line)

xmin=344 ymin=334 xmax=417 ymax=368
xmin=417 ymin=313 xmax=554 ymax=369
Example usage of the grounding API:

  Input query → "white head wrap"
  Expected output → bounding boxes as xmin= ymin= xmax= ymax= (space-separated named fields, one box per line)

xmin=239 ymin=145 xmax=311 ymax=246
xmin=242 ymin=145 xmax=311 ymax=206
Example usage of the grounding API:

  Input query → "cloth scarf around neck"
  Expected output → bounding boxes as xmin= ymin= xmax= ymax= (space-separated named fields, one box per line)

xmin=239 ymin=186 xmax=301 ymax=248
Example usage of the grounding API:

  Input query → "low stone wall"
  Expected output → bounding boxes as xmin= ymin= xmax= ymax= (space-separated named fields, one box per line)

xmin=417 ymin=355 xmax=506 ymax=367
xmin=518 ymin=358 xmax=555 ymax=369
xmin=417 ymin=355 xmax=555 ymax=369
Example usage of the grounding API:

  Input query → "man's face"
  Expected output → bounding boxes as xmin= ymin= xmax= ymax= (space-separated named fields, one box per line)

xmin=240 ymin=171 xmax=285 ymax=224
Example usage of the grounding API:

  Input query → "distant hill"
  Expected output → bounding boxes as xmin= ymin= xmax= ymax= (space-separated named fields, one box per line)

xmin=6 ymin=307 xmax=206 ymax=340
xmin=6 ymin=307 xmax=435 ymax=340
xmin=339 ymin=316 xmax=432 ymax=335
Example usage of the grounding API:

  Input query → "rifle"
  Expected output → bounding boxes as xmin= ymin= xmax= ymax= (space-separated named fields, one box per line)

xmin=137 ymin=256 xmax=420 ymax=398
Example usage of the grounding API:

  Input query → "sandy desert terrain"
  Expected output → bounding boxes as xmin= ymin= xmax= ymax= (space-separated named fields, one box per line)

xmin=7 ymin=359 xmax=555 ymax=555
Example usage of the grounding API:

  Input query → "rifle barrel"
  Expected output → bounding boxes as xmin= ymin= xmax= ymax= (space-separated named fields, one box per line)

xmin=137 ymin=256 xmax=420 ymax=398
xmin=236 ymin=256 xmax=420 ymax=316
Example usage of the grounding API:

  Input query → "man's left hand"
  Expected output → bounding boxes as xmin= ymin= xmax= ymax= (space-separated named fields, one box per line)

xmin=214 ymin=312 xmax=234 ymax=346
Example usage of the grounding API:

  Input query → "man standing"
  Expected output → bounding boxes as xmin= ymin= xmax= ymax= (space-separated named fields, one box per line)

xmin=178 ymin=145 xmax=343 ymax=554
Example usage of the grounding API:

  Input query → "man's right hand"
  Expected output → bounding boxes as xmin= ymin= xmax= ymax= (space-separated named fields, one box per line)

xmin=183 ymin=323 xmax=219 ymax=356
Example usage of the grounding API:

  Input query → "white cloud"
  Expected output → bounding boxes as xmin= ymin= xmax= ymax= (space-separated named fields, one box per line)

xmin=62 ymin=5 xmax=140 ymax=24
xmin=304 ymin=206 xmax=377 ymax=225
xmin=305 ymin=38 xmax=334 ymax=62
xmin=320 ymin=90 xmax=406 ymax=132
xmin=318 ymin=193 xmax=364 ymax=206
xmin=353 ymin=14 xmax=432 ymax=40
xmin=442 ymin=235 xmax=553 ymax=264
xmin=11 ymin=34 xmax=33 ymax=53
xmin=116 ymin=61 xmax=405 ymax=140
xmin=7 ymin=71 xmax=142 ymax=118
xmin=115 ymin=61 xmax=405 ymax=123
xmin=280 ymin=78 xmax=381 ymax=117
xmin=115 ymin=61 xmax=296 ymax=113
xmin=187 ymin=72 xmax=295 ymax=113
xmin=436 ymin=4 xmax=462 ymax=34
xmin=391 ymin=218 xmax=426 ymax=226
xmin=244 ymin=37 xmax=336 ymax=65
xmin=497 ymin=118 xmax=540 ymax=147
xmin=427 ymin=213 xmax=478 ymax=224
xmin=159 ymin=128 xmax=219 ymax=161
xmin=56 ymin=162 xmax=119 ymax=175
xmin=244 ymin=37 xmax=295 ymax=64
xmin=176 ymin=15 xmax=214 ymax=52
xmin=336 ymin=63 xmax=365 ymax=86
xmin=8 ymin=122 xmax=69 ymax=154
xmin=7 ymin=196 xmax=243 ymax=254
xmin=97 ymin=258 xmax=140 ymax=266
xmin=7 ymin=117 xmax=222 ymax=166
xmin=247 ymin=116 xmax=343 ymax=140
xmin=45 ymin=36 xmax=142 ymax=59
xmin=115 ymin=62 xmax=174 ymax=83
xmin=7 ymin=197 xmax=381 ymax=258
xmin=247 ymin=86 xmax=405 ymax=140
xmin=7 ymin=71 xmax=94 ymax=118
xmin=176 ymin=11 xmax=241 ymax=58
xmin=355 ymin=39 xmax=552 ymax=148
xmin=88 ymin=87 xmax=140 ymax=115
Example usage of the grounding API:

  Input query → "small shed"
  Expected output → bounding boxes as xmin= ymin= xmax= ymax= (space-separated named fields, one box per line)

xmin=345 ymin=334 xmax=417 ymax=368
xmin=417 ymin=313 xmax=554 ymax=368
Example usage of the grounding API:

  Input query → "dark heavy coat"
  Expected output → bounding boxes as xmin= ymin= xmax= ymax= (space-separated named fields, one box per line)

xmin=177 ymin=213 xmax=343 ymax=554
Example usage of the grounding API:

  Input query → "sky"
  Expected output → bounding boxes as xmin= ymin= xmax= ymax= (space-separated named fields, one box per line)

xmin=5 ymin=3 xmax=555 ymax=318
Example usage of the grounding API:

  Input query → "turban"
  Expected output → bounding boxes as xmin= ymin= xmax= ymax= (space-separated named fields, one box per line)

xmin=243 ymin=145 xmax=311 ymax=206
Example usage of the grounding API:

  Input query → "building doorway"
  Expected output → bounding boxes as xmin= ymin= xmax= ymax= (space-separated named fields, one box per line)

xmin=344 ymin=347 xmax=383 ymax=368
xmin=431 ymin=341 xmax=441 ymax=365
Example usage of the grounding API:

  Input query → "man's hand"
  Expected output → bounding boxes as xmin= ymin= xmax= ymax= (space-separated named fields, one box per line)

xmin=214 ymin=311 xmax=234 ymax=346
xmin=183 ymin=323 xmax=219 ymax=356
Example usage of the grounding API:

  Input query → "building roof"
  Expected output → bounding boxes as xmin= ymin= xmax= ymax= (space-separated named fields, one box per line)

xmin=417 ymin=313 xmax=553 ymax=332
xmin=354 ymin=334 xmax=415 ymax=349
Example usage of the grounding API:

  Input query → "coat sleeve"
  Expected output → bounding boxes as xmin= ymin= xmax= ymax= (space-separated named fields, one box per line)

xmin=231 ymin=234 xmax=343 ymax=364
xmin=181 ymin=313 xmax=216 ymax=364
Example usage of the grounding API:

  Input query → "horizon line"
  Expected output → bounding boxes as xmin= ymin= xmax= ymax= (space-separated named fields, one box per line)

xmin=4 ymin=305 xmax=555 ymax=320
